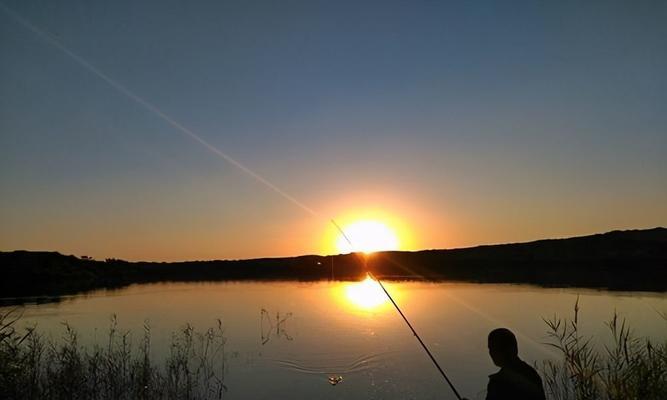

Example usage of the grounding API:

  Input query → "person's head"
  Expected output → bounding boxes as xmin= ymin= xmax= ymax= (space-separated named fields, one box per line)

xmin=488 ymin=328 xmax=518 ymax=367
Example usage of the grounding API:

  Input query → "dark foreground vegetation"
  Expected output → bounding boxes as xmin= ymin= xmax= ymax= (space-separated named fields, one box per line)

xmin=0 ymin=306 xmax=664 ymax=399
xmin=0 ymin=310 xmax=227 ymax=400
xmin=540 ymin=302 xmax=667 ymax=400
xmin=1 ymin=228 xmax=666 ymax=300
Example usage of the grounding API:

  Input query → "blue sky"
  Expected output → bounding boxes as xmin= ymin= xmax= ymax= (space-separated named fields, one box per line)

xmin=1 ymin=0 xmax=666 ymax=260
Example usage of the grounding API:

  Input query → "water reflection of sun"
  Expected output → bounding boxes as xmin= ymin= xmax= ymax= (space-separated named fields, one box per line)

xmin=342 ymin=276 xmax=389 ymax=311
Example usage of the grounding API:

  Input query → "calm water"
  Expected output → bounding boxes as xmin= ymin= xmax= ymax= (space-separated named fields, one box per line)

xmin=2 ymin=280 xmax=666 ymax=400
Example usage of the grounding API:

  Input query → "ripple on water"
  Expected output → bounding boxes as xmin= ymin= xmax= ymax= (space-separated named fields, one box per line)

xmin=270 ymin=350 xmax=396 ymax=376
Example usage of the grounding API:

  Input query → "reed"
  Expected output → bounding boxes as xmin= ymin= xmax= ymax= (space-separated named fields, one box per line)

xmin=2 ymin=305 xmax=666 ymax=399
xmin=541 ymin=299 xmax=667 ymax=400
xmin=0 ymin=310 xmax=227 ymax=400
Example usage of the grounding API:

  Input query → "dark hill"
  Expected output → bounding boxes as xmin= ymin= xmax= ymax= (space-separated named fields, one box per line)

xmin=1 ymin=227 xmax=665 ymax=300
xmin=370 ymin=227 xmax=667 ymax=290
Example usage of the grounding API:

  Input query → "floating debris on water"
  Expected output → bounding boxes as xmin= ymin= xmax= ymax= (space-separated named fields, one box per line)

xmin=328 ymin=375 xmax=343 ymax=386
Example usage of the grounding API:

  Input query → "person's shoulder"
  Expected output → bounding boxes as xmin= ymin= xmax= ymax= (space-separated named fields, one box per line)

xmin=487 ymin=368 xmax=511 ymax=391
xmin=517 ymin=360 xmax=546 ymax=399
xmin=517 ymin=360 xmax=542 ymax=380
xmin=486 ymin=371 xmax=505 ymax=399
xmin=488 ymin=370 xmax=504 ymax=383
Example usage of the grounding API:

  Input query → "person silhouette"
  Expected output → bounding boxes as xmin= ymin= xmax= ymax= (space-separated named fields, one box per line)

xmin=464 ymin=328 xmax=546 ymax=400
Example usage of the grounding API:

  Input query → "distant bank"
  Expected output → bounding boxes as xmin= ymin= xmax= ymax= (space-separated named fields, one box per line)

xmin=1 ymin=227 xmax=666 ymax=299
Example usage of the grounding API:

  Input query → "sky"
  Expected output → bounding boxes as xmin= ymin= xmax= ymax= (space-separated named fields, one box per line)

xmin=1 ymin=0 xmax=666 ymax=261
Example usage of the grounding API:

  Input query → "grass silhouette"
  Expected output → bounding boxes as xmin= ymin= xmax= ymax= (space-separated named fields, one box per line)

xmin=1 ymin=304 xmax=665 ymax=399
xmin=0 ymin=310 xmax=227 ymax=399
xmin=541 ymin=300 xmax=667 ymax=400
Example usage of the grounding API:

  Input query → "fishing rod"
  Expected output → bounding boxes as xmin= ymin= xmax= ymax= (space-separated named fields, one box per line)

xmin=2 ymin=5 xmax=462 ymax=398
xmin=369 ymin=271 xmax=462 ymax=400
xmin=331 ymin=220 xmax=463 ymax=400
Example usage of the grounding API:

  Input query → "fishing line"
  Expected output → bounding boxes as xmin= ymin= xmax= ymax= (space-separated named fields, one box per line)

xmin=331 ymin=220 xmax=462 ymax=398
xmin=0 ymin=2 xmax=318 ymax=218
xmin=371 ymin=272 xmax=463 ymax=400
xmin=1 ymin=4 xmax=467 ymax=398
xmin=334 ymin=234 xmax=463 ymax=399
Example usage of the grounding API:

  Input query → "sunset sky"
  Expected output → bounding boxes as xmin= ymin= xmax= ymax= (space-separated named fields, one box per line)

xmin=1 ymin=1 xmax=666 ymax=261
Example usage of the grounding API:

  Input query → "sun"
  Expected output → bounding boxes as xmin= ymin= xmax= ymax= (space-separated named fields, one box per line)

xmin=336 ymin=220 xmax=399 ymax=254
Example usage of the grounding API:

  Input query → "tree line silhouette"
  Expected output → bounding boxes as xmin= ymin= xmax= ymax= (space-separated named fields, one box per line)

xmin=1 ymin=228 xmax=665 ymax=301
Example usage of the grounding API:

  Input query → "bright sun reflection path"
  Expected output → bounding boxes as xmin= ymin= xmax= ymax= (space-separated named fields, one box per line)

xmin=344 ymin=275 xmax=389 ymax=310
xmin=336 ymin=220 xmax=399 ymax=254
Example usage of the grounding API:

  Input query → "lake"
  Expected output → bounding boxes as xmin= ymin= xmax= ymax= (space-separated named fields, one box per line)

xmin=2 ymin=279 xmax=666 ymax=400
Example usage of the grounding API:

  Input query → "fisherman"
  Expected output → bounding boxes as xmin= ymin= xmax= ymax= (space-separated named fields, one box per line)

xmin=465 ymin=328 xmax=546 ymax=400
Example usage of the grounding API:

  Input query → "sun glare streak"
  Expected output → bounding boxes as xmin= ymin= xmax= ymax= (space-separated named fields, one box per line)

xmin=0 ymin=3 xmax=318 ymax=218
xmin=336 ymin=220 xmax=399 ymax=254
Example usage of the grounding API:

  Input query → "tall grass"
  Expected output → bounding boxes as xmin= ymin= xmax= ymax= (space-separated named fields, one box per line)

xmin=0 ymin=310 xmax=227 ymax=400
xmin=2 ymin=304 xmax=666 ymax=400
xmin=541 ymin=299 xmax=667 ymax=400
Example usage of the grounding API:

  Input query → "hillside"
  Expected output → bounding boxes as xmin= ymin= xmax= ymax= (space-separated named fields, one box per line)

xmin=1 ymin=227 xmax=665 ymax=300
